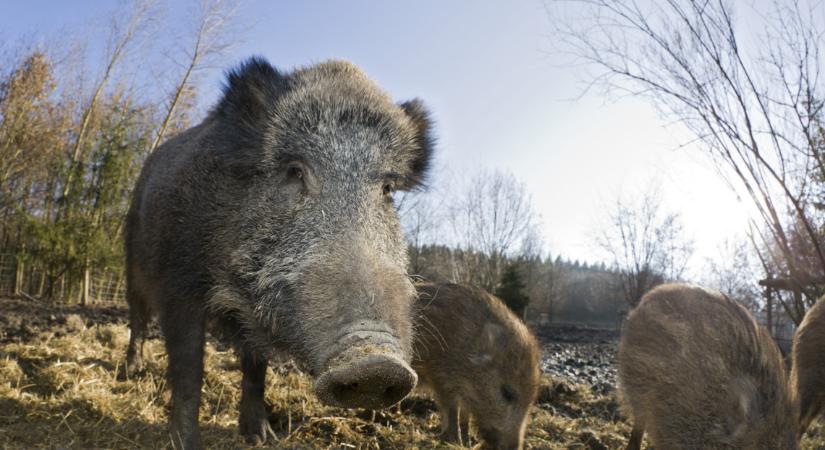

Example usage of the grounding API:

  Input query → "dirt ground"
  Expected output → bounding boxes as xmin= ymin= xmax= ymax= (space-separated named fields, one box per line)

xmin=0 ymin=296 xmax=823 ymax=449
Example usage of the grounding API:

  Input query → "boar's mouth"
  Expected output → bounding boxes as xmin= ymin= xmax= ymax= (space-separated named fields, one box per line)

xmin=312 ymin=321 xmax=417 ymax=409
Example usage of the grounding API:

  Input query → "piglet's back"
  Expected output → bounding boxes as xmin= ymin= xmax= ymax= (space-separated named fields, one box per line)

xmin=619 ymin=283 xmax=797 ymax=450
xmin=791 ymin=297 xmax=825 ymax=436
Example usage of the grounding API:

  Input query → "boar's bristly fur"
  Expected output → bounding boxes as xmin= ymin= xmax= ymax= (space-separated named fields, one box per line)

xmin=124 ymin=56 xmax=435 ymax=449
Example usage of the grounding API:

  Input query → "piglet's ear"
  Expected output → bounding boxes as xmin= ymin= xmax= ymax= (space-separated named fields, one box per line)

xmin=399 ymin=99 xmax=435 ymax=189
xmin=470 ymin=323 xmax=505 ymax=366
xmin=469 ymin=352 xmax=493 ymax=366
xmin=716 ymin=377 xmax=758 ymax=444
xmin=483 ymin=322 xmax=505 ymax=349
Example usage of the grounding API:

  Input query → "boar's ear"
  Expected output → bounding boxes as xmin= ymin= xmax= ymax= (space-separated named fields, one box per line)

xmin=213 ymin=56 xmax=288 ymax=152
xmin=399 ymin=98 xmax=435 ymax=190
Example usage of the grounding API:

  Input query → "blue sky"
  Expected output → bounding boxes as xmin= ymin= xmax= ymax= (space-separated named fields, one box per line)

xmin=1 ymin=0 xmax=751 ymax=272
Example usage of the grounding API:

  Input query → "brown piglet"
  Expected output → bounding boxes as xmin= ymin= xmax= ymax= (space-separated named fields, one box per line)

xmin=619 ymin=283 xmax=798 ymax=450
xmin=791 ymin=296 xmax=825 ymax=437
xmin=413 ymin=282 xmax=540 ymax=450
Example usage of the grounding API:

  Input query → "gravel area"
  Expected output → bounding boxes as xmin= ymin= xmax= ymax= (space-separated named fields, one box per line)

xmin=533 ymin=324 xmax=620 ymax=395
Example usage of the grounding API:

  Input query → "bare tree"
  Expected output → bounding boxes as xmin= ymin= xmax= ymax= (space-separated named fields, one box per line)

xmin=751 ymin=215 xmax=823 ymax=324
xmin=702 ymin=236 xmax=762 ymax=311
xmin=595 ymin=186 xmax=693 ymax=307
xmin=395 ymin=189 xmax=447 ymax=276
xmin=552 ymin=0 xmax=825 ymax=319
xmin=150 ymin=0 xmax=239 ymax=150
xmin=62 ymin=0 xmax=157 ymax=199
xmin=447 ymin=169 xmax=542 ymax=291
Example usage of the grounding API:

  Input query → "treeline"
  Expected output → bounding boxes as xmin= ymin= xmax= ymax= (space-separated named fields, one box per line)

xmin=0 ymin=1 xmax=237 ymax=302
xmin=409 ymin=244 xmax=625 ymax=327
xmin=1 ymin=51 xmax=159 ymax=300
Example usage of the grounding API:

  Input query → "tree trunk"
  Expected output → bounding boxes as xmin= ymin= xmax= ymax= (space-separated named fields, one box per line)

xmin=37 ymin=269 xmax=45 ymax=297
xmin=14 ymin=257 xmax=23 ymax=296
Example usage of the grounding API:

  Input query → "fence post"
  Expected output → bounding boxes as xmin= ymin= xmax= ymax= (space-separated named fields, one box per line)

xmin=14 ymin=255 xmax=24 ymax=296
xmin=81 ymin=266 xmax=90 ymax=306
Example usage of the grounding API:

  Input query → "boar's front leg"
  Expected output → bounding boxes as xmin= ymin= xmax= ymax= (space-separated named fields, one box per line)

xmin=238 ymin=347 xmax=273 ymax=444
xmin=162 ymin=302 xmax=206 ymax=450
xmin=125 ymin=282 xmax=149 ymax=376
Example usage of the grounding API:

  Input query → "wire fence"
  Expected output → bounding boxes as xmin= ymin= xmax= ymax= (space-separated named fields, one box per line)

xmin=89 ymin=271 xmax=127 ymax=303
xmin=0 ymin=253 xmax=126 ymax=304
xmin=0 ymin=253 xmax=15 ymax=295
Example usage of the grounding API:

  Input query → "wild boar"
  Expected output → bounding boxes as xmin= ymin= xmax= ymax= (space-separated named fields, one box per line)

xmin=791 ymin=296 xmax=825 ymax=436
xmin=412 ymin=282 xmax=540 ymax=450
xmin=124 ymin=57 xmax=434 ymax=449
xmin=619 ymin=283 xmax=798 ymax=450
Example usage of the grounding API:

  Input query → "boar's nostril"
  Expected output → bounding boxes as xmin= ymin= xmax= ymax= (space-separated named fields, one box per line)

xmin=314 ymin=353 xmax=417 ymax=409
xmin=382 ymin=385 xmax=405 ymax=403
xmin=330 ymin=381 xmax=359 ymax=401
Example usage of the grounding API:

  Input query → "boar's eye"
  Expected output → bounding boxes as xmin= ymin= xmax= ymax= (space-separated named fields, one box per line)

xmin=286 ymin=162 xmax=304 ymax=181
xmin=500 ymin=384 xmax=517 ymax=403
xmin=382 ymin=181 xmax=395 ymax=196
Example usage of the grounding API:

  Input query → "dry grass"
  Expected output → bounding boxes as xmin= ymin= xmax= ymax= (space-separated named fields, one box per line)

xmin=0 ymin=313 xmax=823 ymax=449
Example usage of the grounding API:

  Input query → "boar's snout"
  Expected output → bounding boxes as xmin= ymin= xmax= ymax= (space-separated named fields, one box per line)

xmin=313 ymin=322 xmax=417 ymax=409
xmin=315 ymin=352 xmax=416 ymax=409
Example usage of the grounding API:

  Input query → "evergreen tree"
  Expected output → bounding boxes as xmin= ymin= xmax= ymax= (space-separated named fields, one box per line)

xmin=495 ymin=262 xmax=530 ymax=319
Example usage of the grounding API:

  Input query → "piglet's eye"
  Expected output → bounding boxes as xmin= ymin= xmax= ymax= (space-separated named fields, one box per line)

xmin=382 ymin=182 xmax=395 ymax=196
xmin=501 ymin=384 xmax=517 ymax=403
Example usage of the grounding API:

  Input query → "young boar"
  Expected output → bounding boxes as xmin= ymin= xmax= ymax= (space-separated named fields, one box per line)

xmin=412 ymin=282 xmax=540 ymax=450
xmin=124 ymin=57 xmax=434 ymax=449
xmin=791 ymin=296 xmax=825 ymax=436
xmin=619 ymin=284 xmax=798 ymax=450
